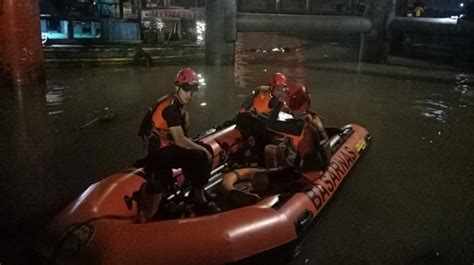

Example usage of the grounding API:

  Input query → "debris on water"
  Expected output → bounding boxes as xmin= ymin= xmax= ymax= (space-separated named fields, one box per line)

xmin=77 ymin=107 xmax=116 ymax=131
xmin=101 ymin=113 xmax=116 ymax=122
xmin=79 ymin=117 xmax=101 ymax=130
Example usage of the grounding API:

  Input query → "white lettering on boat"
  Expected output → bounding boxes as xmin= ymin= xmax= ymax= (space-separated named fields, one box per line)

xmin=310 ymin=146 xmax=358 ymax=210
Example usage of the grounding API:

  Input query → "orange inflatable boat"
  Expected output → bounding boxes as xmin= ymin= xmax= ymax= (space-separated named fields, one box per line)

xmin=35 ymin=121 xmax=370 ymax=265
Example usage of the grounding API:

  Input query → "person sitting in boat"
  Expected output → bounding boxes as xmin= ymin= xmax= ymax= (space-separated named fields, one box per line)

xmin=134 ymin=67 xmax=220 ymax=223
xmin=239 ymin=72 xmax=288 ymax=116
xmin=232 ymin=72 xmax=289 ymax=166
xmin=265 ymin=83 xmax=330 ymax=171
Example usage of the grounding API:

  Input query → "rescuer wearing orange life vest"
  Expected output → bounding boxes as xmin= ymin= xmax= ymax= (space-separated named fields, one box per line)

xmin=134 ymin=68 xmax=220 ymax=222
xmin=266 ymin=83 xmax=330 ymax=170
xmin=240 ymin=72 xmax=288 ymax=115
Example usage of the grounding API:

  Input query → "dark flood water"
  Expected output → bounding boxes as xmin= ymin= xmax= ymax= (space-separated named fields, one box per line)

xmin=1 ymin=33 xmax=473 ymax=265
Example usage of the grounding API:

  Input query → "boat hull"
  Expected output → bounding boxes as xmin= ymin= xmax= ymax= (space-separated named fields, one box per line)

xmin=35 ymin=124 xmax=370 ymax=265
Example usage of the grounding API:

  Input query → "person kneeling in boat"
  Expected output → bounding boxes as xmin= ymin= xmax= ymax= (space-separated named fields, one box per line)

xmin=134 ymin=67 xmax=220 ymax=223
xmin=239 ymin=72 xmax=288 ymax=116
xmin=265 ymin=83 xmax=330 ymax=171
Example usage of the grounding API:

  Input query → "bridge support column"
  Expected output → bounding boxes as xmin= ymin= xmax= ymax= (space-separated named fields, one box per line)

xmin=359 ymin=0 xmax=396 ymax=63
xmin=205 ymin=0 xmax=236 ymax=65
xmin=0 ymin=0 xmax=45 ymax=87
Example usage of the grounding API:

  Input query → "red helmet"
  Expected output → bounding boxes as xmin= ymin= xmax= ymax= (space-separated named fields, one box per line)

xmin=175 ymin=68 xmax=199 ymax=87
xmin=269 ymin=72 xmax=287 ymax=89
xmin=285 ymin=83 xmax=311 ymax=113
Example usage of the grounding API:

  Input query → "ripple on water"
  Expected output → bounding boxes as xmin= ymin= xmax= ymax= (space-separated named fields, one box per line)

xmin=412 ymin=73 xmax=473 ymax=123
xmin=413 ymin=99 xmax=448 ymax=123
xmin=45 ymin=85 xmax=66 ymax=116
xmin=454 ymin=73 xmax=474 ymax=98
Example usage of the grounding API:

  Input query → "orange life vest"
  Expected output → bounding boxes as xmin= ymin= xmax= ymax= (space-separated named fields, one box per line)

xmin=240 ymin=87 xmax=274 ymax=114
xmin=252 ymin=89 xmax=273 ymax=113
xmin=150 ymin=95 xmax=183 ymax=148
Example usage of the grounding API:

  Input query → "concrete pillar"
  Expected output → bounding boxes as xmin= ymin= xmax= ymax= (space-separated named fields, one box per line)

xmin=205 ymin=0 xmax=236 ymax=65
xmin=0 ymin=0 xmax=45 ymax=87
xmin=359 ymin=0 xmax=396 ymax=63
xmin=0 ymin=4 xmax=5 ymax=85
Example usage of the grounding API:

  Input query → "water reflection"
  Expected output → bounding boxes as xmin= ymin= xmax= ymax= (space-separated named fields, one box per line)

xmin=414 ymin=98 xmax=448 ymax=123
xmin=235 ymin=33 xmax=307 ymax=90
xmin=0 ymin=85 xmax=54 ymax=226
xmin=45 ymin=85 xmax=66 ymax=115
xmin=454 ymin=73 xmax=473 ymax=99
xmin=412 ymin=73 xmax=473 ymax=123
xmin=197 ymin=73 xmax=206 ymax=86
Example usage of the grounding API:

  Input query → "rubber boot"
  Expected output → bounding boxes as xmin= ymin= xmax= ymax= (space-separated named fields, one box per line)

xmin=191 ymin=187 xmax=221 ymax=214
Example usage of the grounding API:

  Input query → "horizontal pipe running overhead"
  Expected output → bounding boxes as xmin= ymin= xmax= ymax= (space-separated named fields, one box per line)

xmin=390 ymin=17 xmax=474 ymax=37
xmin=237 ymin=13 xmax=373 ymax=35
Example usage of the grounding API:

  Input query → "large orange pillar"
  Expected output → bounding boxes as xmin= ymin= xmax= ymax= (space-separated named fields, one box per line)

xmin=0 ymin=2 xmax=5 ymax=83
xmin=0 ymin=0 xmax=45 ymax=87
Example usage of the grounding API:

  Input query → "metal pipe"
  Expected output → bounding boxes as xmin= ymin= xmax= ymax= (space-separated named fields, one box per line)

xmin=390 ymin=16 xmax=474 ymax=37
xmin=237 ymin=13 xmax=373 ymax=35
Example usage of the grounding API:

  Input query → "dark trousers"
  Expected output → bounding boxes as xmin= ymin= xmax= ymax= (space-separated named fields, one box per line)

xmin=144 ymin=144 xmax=211 ymax=193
